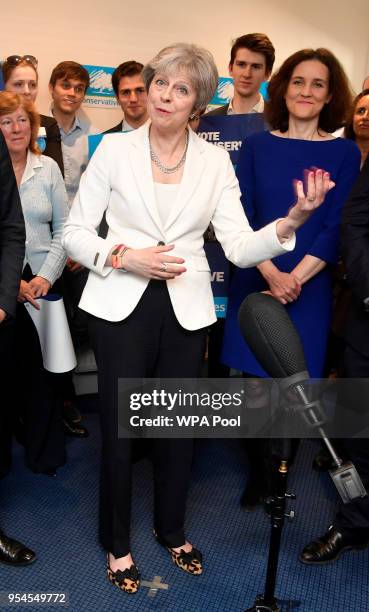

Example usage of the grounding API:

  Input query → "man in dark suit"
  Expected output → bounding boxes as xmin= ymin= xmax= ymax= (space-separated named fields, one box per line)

xmin=300 ymin=156 xmax=369 ymax=565
xmin=203 ymin=35 xmax=276 ymax=511
xmin=104 ymin=61 xmax=148 ymax=134
xmin=0 ymin=131 xmax=36 ymax=566
xmin=205 ymin=33 xmax=275 ymax=117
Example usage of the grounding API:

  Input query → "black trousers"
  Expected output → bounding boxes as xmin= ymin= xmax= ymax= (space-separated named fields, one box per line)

xmin=88 ymin=281 xmax=207 ymax=558
xmin=0 ymin=319 xmax=16 ymax=478
xmin=334 ymin=344 xmax=369 ymax=534
xmin=11 ymin=266 xmax=65 ymax=473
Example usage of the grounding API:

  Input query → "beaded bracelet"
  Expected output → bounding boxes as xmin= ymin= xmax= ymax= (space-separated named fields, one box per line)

xmin=111 ymin=244 xmax=131 ymax=269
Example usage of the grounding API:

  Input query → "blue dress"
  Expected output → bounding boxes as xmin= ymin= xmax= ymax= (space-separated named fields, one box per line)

xmin=221 ymin=131 xmax=361 ymax=377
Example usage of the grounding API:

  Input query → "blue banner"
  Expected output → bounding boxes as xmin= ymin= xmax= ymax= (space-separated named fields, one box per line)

xmin=199 ymin=113 xmax=267 ymax=317
xmin=84 ymin=64 xmax=115 ymax=98
xmin=204 ymin=242 xmax=229 ymax=318
xmin=88 ymin=133 xmax=104 ymax=158
xmin=209 ymin=77 xmax=234 ymax=106
xmin=197 ymin=113 xmax=267 ymax=167
xmin=83 ymin=64 xmax=119 ymax=109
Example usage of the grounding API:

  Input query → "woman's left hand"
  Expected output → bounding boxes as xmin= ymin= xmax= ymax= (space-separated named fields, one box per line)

xmin=28 ymin=276 xmax=51 ymax=298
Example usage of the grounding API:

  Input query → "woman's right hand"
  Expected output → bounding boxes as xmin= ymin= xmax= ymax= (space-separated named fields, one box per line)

xmin=265 ymin=270 xmax=301 ymax=304
xmin=117 ymin=244 xmax=187 ymax=279
xmin=17 ymin=280 xmax=40 ymax=310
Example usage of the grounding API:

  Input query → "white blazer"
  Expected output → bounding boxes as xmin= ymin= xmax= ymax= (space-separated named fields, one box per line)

xmin=62 ymin=123 xmax=295 ymax=330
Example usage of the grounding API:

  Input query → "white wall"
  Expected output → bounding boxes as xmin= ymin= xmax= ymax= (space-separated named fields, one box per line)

xmin=2 ymin=0 xmax=369 ymax=130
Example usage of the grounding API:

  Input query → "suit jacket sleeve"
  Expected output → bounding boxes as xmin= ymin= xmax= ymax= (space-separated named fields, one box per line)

xmin=37 ymin=160 xmax=69 ymax=285
xmin=40 ymin=115 xmax=64 ymax=177
xmin=0 ymin=133 xmax=26 ymax=317
xmin=342 ymin=154 xmax=369 ymax=302
xmin=203 ymin=104 xmax=229 ymax=117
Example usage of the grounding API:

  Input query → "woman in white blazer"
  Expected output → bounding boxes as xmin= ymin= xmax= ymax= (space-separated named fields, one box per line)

xmin=62 ymin=43 xmax=334 ymax=593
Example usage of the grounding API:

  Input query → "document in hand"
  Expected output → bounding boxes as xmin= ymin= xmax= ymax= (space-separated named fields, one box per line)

xmin=24 ymin=294 xmax=77 ymax=373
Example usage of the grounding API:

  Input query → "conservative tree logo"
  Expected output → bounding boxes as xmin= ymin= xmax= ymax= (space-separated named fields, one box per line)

xmin=83 ymin=65 xmax=119 ymax=108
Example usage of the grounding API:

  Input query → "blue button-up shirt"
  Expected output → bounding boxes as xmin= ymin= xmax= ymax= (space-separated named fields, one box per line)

xmin=20 ymin=151 xmax=69 ymax=285
xmin=52 ymin=112 xmax=99 ymax=206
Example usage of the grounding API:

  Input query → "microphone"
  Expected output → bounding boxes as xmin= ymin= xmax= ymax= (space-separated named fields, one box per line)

xmin=237 ymin=292 xmax=367 ymax=503
xmin=238 ymin=292 xmax=308 ymax=382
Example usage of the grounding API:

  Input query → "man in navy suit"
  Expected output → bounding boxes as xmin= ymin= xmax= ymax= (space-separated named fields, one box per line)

xmin=0 ymin=131 xmax=36 ymax=566
xmin=104 ymin=61 xmax=148 ymax=134
xmin=300 ymin=156 xmax=369 ymax=565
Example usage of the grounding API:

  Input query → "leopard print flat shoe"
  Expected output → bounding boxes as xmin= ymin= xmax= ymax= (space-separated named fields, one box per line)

xmin=167 ymin=546 xmax=203 ymax=575
xmin=154 ymin=531 xmax=203 ymax=575
xmin=107 ymin=557 xmax=141 ymax=593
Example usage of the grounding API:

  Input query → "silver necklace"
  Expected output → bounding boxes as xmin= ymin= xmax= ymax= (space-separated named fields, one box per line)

xmin=150 ymin=130 xmax=189 ymax=174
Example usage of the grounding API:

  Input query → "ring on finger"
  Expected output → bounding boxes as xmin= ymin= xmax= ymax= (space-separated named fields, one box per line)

xmin=307 ymin=195 xmax=315 ymax=202
xmin=161 ymin=262 xmax=167 ymax=272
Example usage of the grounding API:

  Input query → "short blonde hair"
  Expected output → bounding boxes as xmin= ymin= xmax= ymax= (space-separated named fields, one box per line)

xmin=0 ymin=92 xmax=40 ymax=154
xmin=142 ymin=43 xmax=218 ymax=111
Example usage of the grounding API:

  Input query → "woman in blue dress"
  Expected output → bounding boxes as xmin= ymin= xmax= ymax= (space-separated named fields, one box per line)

xmin=221 ymin=48 xmax=361 ymax=507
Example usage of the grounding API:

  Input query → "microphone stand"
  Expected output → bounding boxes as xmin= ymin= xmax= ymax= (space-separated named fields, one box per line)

xmin=245 ymin=380 xmax=366 ymax=611
xmin=246 ymin=438 xmax=295 ymax=612
xmin=238 ymin=292 xmax=367 ymax=611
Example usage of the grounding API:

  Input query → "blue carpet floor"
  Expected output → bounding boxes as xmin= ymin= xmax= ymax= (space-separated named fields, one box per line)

xmin=1 ymin=403 xmax=368 ymax=612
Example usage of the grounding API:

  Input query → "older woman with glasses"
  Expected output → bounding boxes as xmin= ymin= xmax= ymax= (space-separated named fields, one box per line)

xmin=2 ymin=55 xmax=64 ymax=175
xmin=62 ymin=42 xmax=334 ymax=594
xmin=0 ymin=91 xmax=69 ymax=476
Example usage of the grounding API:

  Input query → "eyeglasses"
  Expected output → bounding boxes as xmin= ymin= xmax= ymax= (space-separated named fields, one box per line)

xmin=6 ymin=55 xmax=38 ymax=68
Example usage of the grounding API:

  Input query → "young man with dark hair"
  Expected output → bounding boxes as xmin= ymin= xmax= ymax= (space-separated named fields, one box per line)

xmin=206 ymin=32 xmax=275 ymax=116
xmin=49 ymin=60 xmax=96 ymax=205
xmin=105 ymin=60 xmax=148 ymax=134
xmin=49 ymin=60 xmax=96 ymax=436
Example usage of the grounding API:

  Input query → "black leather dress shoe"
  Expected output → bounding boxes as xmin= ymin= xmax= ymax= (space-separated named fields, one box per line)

xmin=63 ymin=400 xmax=82 ymax=424
xmin=300 ymin=525 xmax=369 ymax=565
xmin=0 ymin=531 xmax=36 ymax=566
xmin=63 ymin=419 xmax=89 ymax=438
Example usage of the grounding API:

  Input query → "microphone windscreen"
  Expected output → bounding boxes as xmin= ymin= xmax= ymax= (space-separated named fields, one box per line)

xmin=238 ymin=292 xmax=308 ymax=378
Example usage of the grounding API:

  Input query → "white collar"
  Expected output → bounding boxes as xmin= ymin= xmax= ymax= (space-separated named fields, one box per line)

xmin=21 ymin=150 xmax=43 ymax=185
xmin=228 ymin=94 xmax=264 ymax=114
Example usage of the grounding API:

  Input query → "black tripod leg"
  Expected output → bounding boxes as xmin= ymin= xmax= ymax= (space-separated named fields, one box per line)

xmin=245 ymin=446 xmax=292 ymax=612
